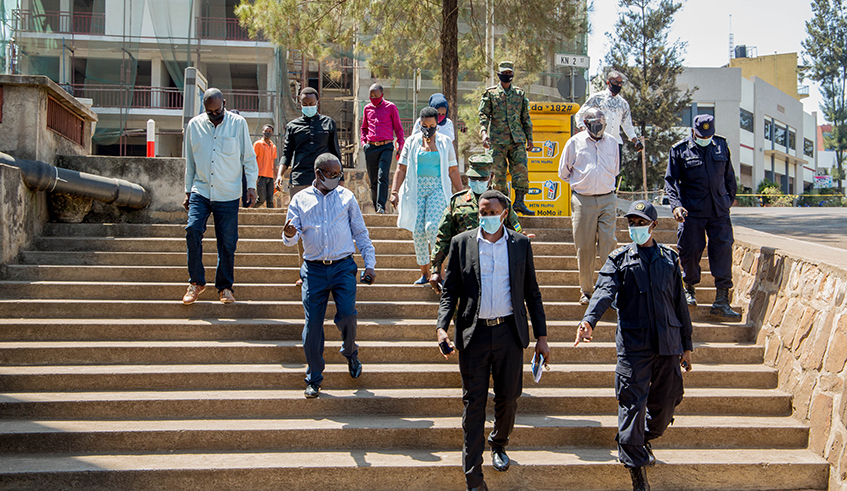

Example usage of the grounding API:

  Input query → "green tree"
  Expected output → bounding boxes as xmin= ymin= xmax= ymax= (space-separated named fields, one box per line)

xmin=605 ymin=0 xmax=694 ymax=192
xmin=235 ymin=0 xmax=588 ymax=136
xmin=802 ymin=0 xmax=847 ymax=192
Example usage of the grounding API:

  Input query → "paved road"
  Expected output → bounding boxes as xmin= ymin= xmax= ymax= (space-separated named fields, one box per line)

xmin=731 ymin=207 xmax=847 ymax=251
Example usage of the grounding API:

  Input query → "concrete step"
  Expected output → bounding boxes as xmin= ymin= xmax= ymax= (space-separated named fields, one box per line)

xmin=0 ymin=281 xmax=725 ymax=304
xmin=0 ymin=264 xmax=718 ymax=287
xmin=41 ymin=223 xmax=680 ymax=243
xmin=16 ymin=250 xmax=714 ymax=271
xmin=33 ymin=236 xmax=682 ymax=257
xmin=0 ymin=448 xmax=826 ymax=491
xmin=0 ymin=415 xmax=808 ymax=454
xmin=0 ymin=341 xmax=761 ymax=366
xmin=0 ymin=319 xmax=755 ymax=343
xmin=0 ymin=363 xmax=776 ymax=391
xmin=0 ymin=388 xmax=791 ymax=419
xmin=0 ymin=299 xmax=745 ymax=322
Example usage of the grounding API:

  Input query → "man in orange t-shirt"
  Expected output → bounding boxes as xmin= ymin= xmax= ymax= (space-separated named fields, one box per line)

xmin=253 ymin=124 xmax=278 ymax=208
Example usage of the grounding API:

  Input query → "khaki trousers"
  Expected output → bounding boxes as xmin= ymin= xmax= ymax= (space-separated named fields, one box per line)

xmin=571 ymin=192 xmax=618 ymax=295
xmin=290 ymin=184 xmax=310 ymax=264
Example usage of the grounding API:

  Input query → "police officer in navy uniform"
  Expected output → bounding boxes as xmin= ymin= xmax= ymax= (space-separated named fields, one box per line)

xmin=665 ymin=114 xmax=741 ymax=319
xmin=575 ymin=200 xmax=693 ymax=491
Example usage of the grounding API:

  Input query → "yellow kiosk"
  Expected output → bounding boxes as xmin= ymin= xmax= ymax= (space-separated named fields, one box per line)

xmin=508 ymin=102 xmax=580 ymax=216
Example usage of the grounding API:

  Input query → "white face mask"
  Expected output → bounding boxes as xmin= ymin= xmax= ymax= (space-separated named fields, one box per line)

xmin=695 ymin=137 xmax=712 ymax=147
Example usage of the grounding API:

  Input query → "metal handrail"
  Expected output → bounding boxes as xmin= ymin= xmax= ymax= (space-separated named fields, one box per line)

xmin=14 ymin=9 xmax=105 ymax=35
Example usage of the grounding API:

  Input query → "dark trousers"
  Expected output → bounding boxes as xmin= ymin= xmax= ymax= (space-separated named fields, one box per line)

xmin=677 ymin=214 xmax=734 ymax=289
xmin=616 ymin=354 xmax=684 ymax=468
xmin=459 ymin=317 xmax=523 ymax=489
xmin=365 ymin=143 xmax=394 ymax=212
xmin=185 ymin=194 xmax=239 ymax=292
xmin=300 ymin=256 xmax=359 ymax=386
xmin=255 ymin=176 xmax=275 ymax=208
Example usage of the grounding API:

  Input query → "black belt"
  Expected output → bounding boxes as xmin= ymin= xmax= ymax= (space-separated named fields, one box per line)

xmin=478 ymin=315 xmax=513 ymax=327
xmin=574 ymin=190 xmax=614 ymax=197
xmin=306 ymin=255 xmax=352 ymax=266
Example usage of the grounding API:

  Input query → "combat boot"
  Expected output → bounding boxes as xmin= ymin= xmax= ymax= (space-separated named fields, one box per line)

xmin=628 ymin=466 xmax=650 ymax=491
xmin=645 ymin=441 xmax=656 ymax=467
xmin=711 ymin=287 xmax=741 ymax=320
xmin=513 ymin=190 xmax=535 ymax=216
xmin=684 ymin=283 xmax=696 ymax=306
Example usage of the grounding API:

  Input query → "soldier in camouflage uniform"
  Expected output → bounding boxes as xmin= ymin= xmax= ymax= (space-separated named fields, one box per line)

xmin=479 ymin=60 xmax=535 ymax=216
xmin=428 ymin=165 xmax=524 ymax=291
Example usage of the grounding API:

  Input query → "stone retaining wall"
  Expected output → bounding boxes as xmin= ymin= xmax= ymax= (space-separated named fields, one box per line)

xmin=0 ymin=163 xmax=48 ymax=264
xmin=734 ymin=241 xmax=847 ymax=490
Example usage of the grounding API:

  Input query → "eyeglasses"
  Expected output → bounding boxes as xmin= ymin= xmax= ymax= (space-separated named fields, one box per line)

xmin=319 ymin=169 xmax=343 ymax=179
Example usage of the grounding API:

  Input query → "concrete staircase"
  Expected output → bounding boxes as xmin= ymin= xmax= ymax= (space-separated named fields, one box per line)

xmin=0 ymin=210 xmax=828 ymax=491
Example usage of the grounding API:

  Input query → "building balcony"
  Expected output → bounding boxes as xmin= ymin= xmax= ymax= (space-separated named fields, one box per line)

xmin=798 ymin=84 xmax=810 ymax=98
xmin=14 ymin=9 xmax=105 ymax=35
xmin=197 ymin=17 xmax=265 ymax=42
xmin=70 ymin=85 xmax=275 ymax=113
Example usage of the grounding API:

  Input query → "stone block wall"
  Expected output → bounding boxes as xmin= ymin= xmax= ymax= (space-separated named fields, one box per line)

xmin=733 ymin=241 xmax=847 ymax=490
xmin=0 ymin=163 xmax=48 ymax=264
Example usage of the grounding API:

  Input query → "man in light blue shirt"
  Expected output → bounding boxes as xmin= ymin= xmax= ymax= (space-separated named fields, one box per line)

xmin=182 ymin=88 xmax=258 ymax=305
xmin=283 ymin=153 xmax=376 ymax=399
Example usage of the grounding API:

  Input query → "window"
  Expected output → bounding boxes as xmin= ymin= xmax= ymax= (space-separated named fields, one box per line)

xmin=774 ymin=124 xmax=787 ymax=146
xmin=764 ymin=120 xmax=773 ymax=141
xmin=698 ymin=106 xmax=715 ymax=118
xmin=740 ymin=108 xmax=754 ymax=133
xmin=804 ymin=138 xmax=814 ymax=157
xmin=788 ymin=130 xmax=796 ymax=150
xmin=678 ymin=105 xmax=715 ymax=128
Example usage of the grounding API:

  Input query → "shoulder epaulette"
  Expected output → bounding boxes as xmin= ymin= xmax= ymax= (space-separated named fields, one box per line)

xmin=658 ymin=243 xmax=678 ymax=256
xmin=451 ymin=189 xmax=470 ymax=201
xmin=609 ymin=245 xmax=629 ymax=259
xmin=713 ymin=134 xmax=727 ymax=141
xmin=671 ymin=139 xmax=688 ymax=149
xmin=485 ymin=85 xmax=499 ymax=92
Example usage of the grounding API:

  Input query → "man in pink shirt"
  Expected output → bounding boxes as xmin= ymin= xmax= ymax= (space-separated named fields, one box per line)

xmin=361 ymin=83 xmax=405 ymax=214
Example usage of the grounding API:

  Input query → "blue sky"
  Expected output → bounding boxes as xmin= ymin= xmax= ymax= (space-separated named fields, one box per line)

xmin=587 ymin=0 xmax=826 ymax=123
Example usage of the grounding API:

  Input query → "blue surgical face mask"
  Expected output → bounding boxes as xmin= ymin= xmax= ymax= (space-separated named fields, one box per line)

xmin=628 ymin=224 xmax=652 ymax=245
xmin=468 ymin=179 xmax=488 ymax=195
xmin=480 ymin=215 xmax=503 ymax=235
xmin=695 ymin=137 xmax=712 ymax=147
xmin=302 ymin=105 xmax=318 ymax=118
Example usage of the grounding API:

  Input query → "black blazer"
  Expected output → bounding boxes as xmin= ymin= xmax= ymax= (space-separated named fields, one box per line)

xmin=436 ymin=227 xmax=547 ymax=351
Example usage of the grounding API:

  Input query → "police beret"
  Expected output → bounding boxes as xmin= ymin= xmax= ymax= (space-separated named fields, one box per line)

xmin=693 ymin=114 xmax=716 ymax=138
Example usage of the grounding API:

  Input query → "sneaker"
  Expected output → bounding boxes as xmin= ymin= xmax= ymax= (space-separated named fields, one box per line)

xmin=579 ymin=292 xmax=591 ymax=305
xmin=182 ymin=283 xmax=206 ymax=304
xmin=219 ymin=288 xmax=235 ymax=304
xmin=413 ymin=275 xmax=428 ymax=286
xmin=304 ymin=384 xmax=320 ymax=398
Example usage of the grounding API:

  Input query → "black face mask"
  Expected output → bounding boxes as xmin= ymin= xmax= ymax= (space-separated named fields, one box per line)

xmin=608 ymin=82 xmax=622 ymax=95
xmin=498 ymin=73 xmax=514 ymax=84
xmin=587 ymin=121 xmax=605 ymax=139
xmin=421 ymin=126 xmax=437 ymax=139
xmin=207 ymin=108 xmax=225 ymax=124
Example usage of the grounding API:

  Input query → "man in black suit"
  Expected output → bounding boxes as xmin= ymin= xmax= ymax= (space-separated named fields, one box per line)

xmin=436 ymin=189 xmax=549 ymax=491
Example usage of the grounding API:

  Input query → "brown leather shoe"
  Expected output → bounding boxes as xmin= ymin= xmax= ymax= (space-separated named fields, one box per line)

xmin=220 ymin=288 xmax=235 ymax=304
xmin=182 ymin=283 xmax=205 ymax=304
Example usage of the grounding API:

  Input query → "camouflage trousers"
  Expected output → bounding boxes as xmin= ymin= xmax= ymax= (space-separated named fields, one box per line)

xmin=489 ymin=142 xmax=529 ymax=192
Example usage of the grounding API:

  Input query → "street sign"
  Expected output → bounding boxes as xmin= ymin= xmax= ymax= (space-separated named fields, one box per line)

xmin=815 ymin=175 xmax=833 ymax=189
xmin=555 ymin=53 xmax=590 ymax=69
xmin=557 ymin=72 xmax=586 ymax=100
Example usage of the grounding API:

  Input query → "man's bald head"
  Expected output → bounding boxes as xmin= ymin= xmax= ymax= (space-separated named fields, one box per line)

xmin=203 ymin=88 xmax=223 ymax=105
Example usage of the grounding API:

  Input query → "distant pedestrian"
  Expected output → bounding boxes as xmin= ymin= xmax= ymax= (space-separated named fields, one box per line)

xmin=390 ymin=107 xmax=463 ymax=285
xmin=253 ymin=124 xmax=277 ymax=208
xmin=576 ymin=200 xmax=693 ymax=491
xmin=282 ymin=153 xmax=375 ymax=399
xmin=574 ymin=70 xmax=639 ymax=164
xmin=182 ymin=89 xmax=258 ymax=305
xmin=559 ymin=107 xmax=620 ymax=305
xmin=276 ymin=87 xmax=342 ymax=286
xmin=665 ymin=114 xmax=741 ymax=319
xmin=410 ymin=92 xmax=455 ymax=141
xmin=361 ymin=83 xmax=406 ymax=214
xmin=437 ymin=189 xmax=549 ymax=491
xmin=479 ymin=61 xmax=535 ymax=216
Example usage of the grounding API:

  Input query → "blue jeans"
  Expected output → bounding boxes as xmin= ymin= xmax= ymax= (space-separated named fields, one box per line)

xmin=185 ymin=193 xmax=239 ymax=291
xmin=300 ymin=256 xmax=359 ymax=386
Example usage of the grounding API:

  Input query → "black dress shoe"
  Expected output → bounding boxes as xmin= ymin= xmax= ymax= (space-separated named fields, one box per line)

xmin=710 ymin=287 xmax=741 ymax=320
xmin=491 ymin=446 xmax=510 ymax=471
xmin=628 ymin=466 xmax=650 ymax=491
xmin=645 ymin=441 xmax=656 ymax=467
xmin=348 ymin=356 xmax=362 ymax=378
xmin=304 ymin=384 xmax=320 ymax=398
xmin=467 ymin=481 xmax=488 ymax=491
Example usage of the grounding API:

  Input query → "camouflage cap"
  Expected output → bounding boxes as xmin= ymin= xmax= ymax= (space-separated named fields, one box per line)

xmin=466 ymin=167 xmax=490 ymax=179
xmin=498 ymin=61 xmax=514 ymax=73
xmin=468 ymin=153 xmax=493 ymax=166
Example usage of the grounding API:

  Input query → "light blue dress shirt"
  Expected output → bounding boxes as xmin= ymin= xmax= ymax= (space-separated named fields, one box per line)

xmin=184 ymin=111 xmax=259 ymax=202
xmin=283 ymin=186 xmax=376 ymax=270
xmin=477 ymin=226 xmax=513 ymax=319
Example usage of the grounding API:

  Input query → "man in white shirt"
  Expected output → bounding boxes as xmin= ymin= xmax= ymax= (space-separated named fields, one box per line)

xmin=436 ymin=190 xmax=549 ymax=491
xmin=559 ymin=108 xmax=620 ymax=304
xmin=574 ymin=71 xmax=639 ymax=164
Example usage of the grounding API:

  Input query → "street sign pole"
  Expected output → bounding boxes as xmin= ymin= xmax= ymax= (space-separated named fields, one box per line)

xmin=642 ymin=137 xmax=648 ymax=201
xmin=569 ymin=67 xmax=574 ymax=102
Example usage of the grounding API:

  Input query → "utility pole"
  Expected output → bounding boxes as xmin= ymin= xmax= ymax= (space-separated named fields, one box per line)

xmin=485 ymin=0 xmax=494 ymax=86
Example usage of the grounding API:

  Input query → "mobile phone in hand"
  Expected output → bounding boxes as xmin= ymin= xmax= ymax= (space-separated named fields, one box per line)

xmin=360 ymin=271 xmax=373 ymax=285
xmin=439 ymin=340 xmax=454 ymax=355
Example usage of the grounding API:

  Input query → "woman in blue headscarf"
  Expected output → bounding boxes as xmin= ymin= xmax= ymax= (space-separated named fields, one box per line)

xmin=411 ymin=93 xmax=455 ymax=141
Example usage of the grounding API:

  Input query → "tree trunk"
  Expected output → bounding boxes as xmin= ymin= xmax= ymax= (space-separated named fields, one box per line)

xmin=442 ymin=0 xmax=459 ymax=154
